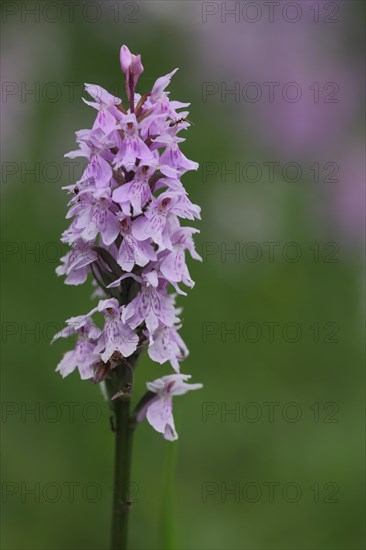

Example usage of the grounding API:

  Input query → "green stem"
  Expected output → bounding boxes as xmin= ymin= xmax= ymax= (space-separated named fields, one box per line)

xmin=111 ymin=397 xmax=136 ymax=550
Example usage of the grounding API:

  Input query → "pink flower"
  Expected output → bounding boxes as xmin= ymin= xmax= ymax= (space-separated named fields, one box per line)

xmin=53 ymin=315 xmax=101 ymax=379
xmin=113 ymin=114 xmax=155 ymax=169
xmin=139 ymin=374 xmax=203 ymax=440
xmin=116 ymin=218 xmax=156 ymax=272
xmin=56 ymin=241 xmax=97 ymax=285
xmin=92 ymin=298 xmax=139 ymax=362
xmin=84 ymin=84 xmax=121 ymax=107
xmin=122 ymin=274 xmax=177 ymax=334
xmin=83 ymin=84 xmax=121 ymax=135
xmin=112 ymin=164 xmax=153 ymax=216
xmin=71 ymin=191 xmax=120 ymax=246
xmin=132 ymin=192 xmax=200 ymax=250
xmin=157 ymin=130 xmax=199 ymax=177
xmin=147 ymin=325 xmax=188 ymax=372
xmin=159 ymin=227 xmax=202 ymax=288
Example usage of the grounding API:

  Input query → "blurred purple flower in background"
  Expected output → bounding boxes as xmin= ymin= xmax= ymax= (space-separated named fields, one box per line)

xmin=195 ymin=6 xmax=364 ymax=248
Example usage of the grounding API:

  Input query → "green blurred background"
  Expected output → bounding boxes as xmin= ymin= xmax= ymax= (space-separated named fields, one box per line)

xmin=1 ymin=1 xmax=365 ymax=549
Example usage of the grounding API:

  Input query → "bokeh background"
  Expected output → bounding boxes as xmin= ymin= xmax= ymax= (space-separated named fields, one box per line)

xmin=1 ymin=1 xmax=365 ymax=549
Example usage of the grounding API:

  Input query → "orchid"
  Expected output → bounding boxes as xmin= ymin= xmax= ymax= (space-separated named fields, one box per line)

xmin=54 ymin=45 xmax=202 ymax=549
xmin=138 ymin=374 xmax=203 ymax=440
xmin=52 ymin=315 xmax=101 ymax=379
xmin=147 ymin=325 xmax=189 ymax=373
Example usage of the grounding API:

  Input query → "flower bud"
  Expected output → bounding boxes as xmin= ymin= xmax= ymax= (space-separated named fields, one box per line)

xmin=130 ymin=54 xmax=144 ymax=82
xmin=120 ymin=45 xmax=144 ymax=87
xmin=120 ymin=45 xmax=132 ymax=74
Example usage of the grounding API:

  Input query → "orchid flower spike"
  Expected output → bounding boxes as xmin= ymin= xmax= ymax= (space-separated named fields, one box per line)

xmin=54 ymin=44 xmax=202 ymax=441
